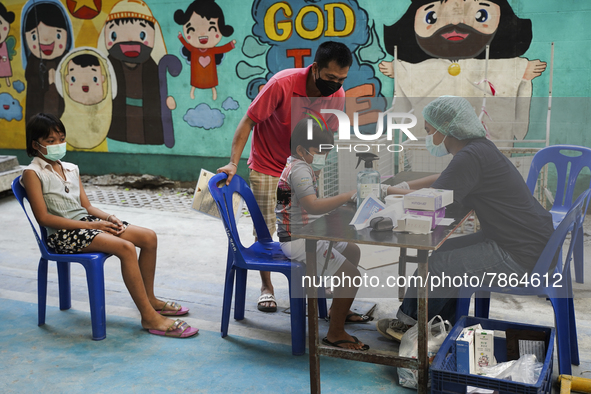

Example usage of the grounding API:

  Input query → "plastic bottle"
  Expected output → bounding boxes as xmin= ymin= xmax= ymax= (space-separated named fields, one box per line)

xmin=355 ymin=152 xmax=381 ymax=208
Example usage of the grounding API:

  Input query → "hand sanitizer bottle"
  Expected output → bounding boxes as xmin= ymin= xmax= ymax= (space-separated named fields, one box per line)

xmin=356 ymin=152 xmax=380 ymax=208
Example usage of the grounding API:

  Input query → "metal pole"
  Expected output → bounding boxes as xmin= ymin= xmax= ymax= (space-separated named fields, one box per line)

xmin=479 ymin=45 xmax=490 ymax=122
xmin=546 ymin=42 xmax=555 ymax=147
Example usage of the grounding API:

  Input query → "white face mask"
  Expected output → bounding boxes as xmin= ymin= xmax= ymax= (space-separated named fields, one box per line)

xmin=37 ymin=142 xmax=67 ymax=161
xmin=304 ymin=149 xmax=326 ymax=171
xmin=425 ymin=134 xmax=449 ymax=157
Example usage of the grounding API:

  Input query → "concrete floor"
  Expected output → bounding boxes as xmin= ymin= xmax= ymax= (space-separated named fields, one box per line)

xmin=1 ymin=190 xmax=591 ymax=393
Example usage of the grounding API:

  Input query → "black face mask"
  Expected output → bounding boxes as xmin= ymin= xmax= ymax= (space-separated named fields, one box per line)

xmin=315 ymin=72 xmax=342 ymax=97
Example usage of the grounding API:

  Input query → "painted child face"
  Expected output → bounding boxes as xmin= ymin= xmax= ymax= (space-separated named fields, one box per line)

xmin=183 ymin=12 xmax=222 ymax=48
xmin=414 ymin=0 xmax=501 ymax=59
xmin=65 ymin=60 xmax=105 ymax=105
xmin=25 ymin=22 xmax=68 ymax=60
xmin=0 ymin=14 xmax=10 ymax=44
xmin=105 ymin=19 xmax=155 ymax=63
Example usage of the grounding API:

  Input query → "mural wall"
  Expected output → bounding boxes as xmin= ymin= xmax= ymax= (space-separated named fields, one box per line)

xmin=0 ymin=0 xmax=589 ymax=179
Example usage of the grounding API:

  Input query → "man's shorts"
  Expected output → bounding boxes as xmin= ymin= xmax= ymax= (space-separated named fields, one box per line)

xmin=280 ymin=239 xmax=348 ymax=277
xmin=249 ymin=169 xmax=279 ymax=237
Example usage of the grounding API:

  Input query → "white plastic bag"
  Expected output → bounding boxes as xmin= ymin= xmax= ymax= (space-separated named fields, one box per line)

xmin=479 ymin=354 xmax=543 ymax=384
xmin=397 ymin=315 xmax=452 ymax=389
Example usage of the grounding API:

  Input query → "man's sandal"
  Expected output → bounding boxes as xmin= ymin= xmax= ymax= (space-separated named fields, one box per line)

xmin=257 ymin=294 xmax=277 ymax=313
xmin=148 ymin=319 xmax=198 ymax=338
xmin=322 ymin=336 xmax=369 ymax=351
xmin=156 ymin=301 xmax=189 ymax=316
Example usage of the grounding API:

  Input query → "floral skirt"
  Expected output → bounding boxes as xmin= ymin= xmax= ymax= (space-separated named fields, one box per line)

xmin=47 ymin=215 xmax=129 ymax=254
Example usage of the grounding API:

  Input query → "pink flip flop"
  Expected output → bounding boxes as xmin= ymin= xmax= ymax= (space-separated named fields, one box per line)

xmin=156 ymin=301 xmax=189 ymax=316
xmin=148 ymin=319 xmax=199 ymax=338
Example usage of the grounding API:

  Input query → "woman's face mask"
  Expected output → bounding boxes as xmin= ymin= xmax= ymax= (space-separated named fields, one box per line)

xmin=425 ymin=133 xmax=449 ymax=157
xmin=37 ymin=142 xmax=67 ymax=161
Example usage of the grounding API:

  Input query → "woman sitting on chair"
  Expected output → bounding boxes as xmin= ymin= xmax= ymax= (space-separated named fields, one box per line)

xmin=21 ymin=113 xmax=198 ymax=338
xmin=377 ymin=96 xmax=554 ymax=341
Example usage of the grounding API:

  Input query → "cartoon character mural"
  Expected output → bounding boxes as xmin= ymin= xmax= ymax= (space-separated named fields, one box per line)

xmin=174 ymin=0 xmax=236 ymax=101
xmin=379 ymin=0 xmax=546 ymax=145
xmin=21 ymin=0 xmax=74 ymax=123
xmin=250 ymin=0 xmax=383 ymax=129
xmin=97 ymin=0 xmax=180 ymax=147
xmin=55 ymin=47 xmax=117 ymax=149
xmin=0 ymin=3 xmax=15 ymax=88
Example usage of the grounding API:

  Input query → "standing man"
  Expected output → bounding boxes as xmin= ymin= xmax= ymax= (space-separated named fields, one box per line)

xmin=217 ymin=41 xmax=352 ymax=312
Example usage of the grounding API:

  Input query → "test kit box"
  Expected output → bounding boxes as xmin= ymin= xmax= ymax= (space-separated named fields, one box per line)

xmin=405 ymin=207 xmax=446 ymax=229
xmin=475 ymin=329 xmax=495 ymax=372
xmin=456 ymin=324 xmax=482 ymax=374
xmin=404 ymin=188 xmax=453 ymax=211
xmin=456 ymin=329 xmax=475 ymax=374
xmin=396 ymin=214 xmax=432 ymax=234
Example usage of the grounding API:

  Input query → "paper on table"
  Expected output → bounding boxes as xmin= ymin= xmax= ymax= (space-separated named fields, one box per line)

xmin=438 ymin=218 xmax=455 ymax=226
xmin=350 ymin=195 xmax=406 ymax=231
xmin=349 ymin=195 xmax=385 ymax=230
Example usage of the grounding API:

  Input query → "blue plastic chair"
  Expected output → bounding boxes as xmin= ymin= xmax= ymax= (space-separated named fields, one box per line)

xmin=208 ymin=173 xmax=327 ymax=356
xmin=12 ymin=176 xmax=111 ymax=340
xmin=456 ymin=189 xmax=589 ymax=375
xmin=526 ymin=145 xmax=591 ymax=283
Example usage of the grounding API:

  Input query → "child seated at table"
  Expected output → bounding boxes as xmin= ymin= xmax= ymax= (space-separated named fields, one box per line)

xmin=275 ymin=118 xmax=370 ymax=351
xmin=21 ymin=113 xmax=198 ymax=338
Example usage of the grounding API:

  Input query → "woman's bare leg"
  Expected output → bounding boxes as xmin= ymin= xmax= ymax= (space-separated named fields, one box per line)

xmin=83 ymin=232 xmax=174 ymax=331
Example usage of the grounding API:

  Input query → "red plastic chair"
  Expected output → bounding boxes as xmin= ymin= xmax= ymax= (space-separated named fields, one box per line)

xmin=12 ymin=176 xmax=112 ymax=340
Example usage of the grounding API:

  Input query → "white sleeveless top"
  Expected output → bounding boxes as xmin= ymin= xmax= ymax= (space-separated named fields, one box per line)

xmin=21 ymin=157 xmax=89 ymax=236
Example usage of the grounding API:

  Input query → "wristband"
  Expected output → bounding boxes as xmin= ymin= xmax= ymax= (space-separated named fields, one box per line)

xmin=229 ymin=162 xmax=238 ymax=168
xmin=106 ymin=214 xmax=113 ymax=222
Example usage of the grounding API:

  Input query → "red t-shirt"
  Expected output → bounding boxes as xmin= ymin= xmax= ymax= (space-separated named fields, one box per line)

xmin=246 ymin=65 xmax=345 ymax=177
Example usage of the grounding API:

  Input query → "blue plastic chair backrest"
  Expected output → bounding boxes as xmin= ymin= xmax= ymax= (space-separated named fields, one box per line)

xmin=530 ymin=189 xmax=590 ymax=278
xmin=208 ymin=173 xmax=273 ymax=254
xmin=526 ymin=145 xmax=591 ymax=212
xmin=11 ymin=175 xmax=52 ymax=256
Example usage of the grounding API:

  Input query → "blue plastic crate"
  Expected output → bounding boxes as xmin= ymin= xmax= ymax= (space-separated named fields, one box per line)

xmin=431 ymin=316 xmax=554 ymax=394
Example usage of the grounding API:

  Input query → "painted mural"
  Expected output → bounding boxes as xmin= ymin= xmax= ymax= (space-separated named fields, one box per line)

xmin=174 ymin=0 xmax=236 ymax=101
xmin=0 ymin=0 xmax=588 ymax=172
xmin=379 ymin=0 xmax=546 ymax=146
xmin=55 ymin=46 xmax=116 ymax=148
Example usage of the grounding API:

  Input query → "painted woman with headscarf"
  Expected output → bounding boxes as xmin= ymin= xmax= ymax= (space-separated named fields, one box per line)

xmin=377 ymin=96 xmax=554 ymax=339
xmin=55 ymin=47 xmax=117 ymax=149
xmin=21 ymin=0 xmax=74 ymax=123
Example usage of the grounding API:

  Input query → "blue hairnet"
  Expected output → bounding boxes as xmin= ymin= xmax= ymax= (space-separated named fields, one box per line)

xmin=422 ymin=96 xmax=486 ymax=140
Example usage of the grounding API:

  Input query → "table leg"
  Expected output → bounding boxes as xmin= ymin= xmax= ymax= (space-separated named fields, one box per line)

xmin=417 ymin=249 xmax=429 ymax=394
xmin=398 ymin=248 xmax=407 ymax=301
xmin=306 ymin=239 xmax=321 ymax=394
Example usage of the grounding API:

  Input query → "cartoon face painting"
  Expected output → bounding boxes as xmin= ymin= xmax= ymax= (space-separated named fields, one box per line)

xmin=414 ymin=0 xmax=501 ymax=59
xmin=174 ymin=0 xmax=235 ymax=100
xmin=0 ymin=2 xmax=15 ymax=88
xmin=65 ymin=55 xmax=105 ymax=105
xmin=25 ymin=21 xmax=68 ymax=60
xmin=104 ymin=18 xmax=155 ymax=64
xmin=21 ymin=0 xmax=74 ymax=123
xmin=0 ymin=92 xmax=22 ymax=121
xmin=0 ymin=13 xmax=11 ymax=44
xmin=183 ymin=13 xmax=222 ymax=49
xmin=380 ymin=0 xmax=546 ymax=148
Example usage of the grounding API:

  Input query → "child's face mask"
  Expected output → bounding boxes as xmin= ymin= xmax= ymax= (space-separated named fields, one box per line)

xmin=303 ymin=149 xmax=327 ymax=171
